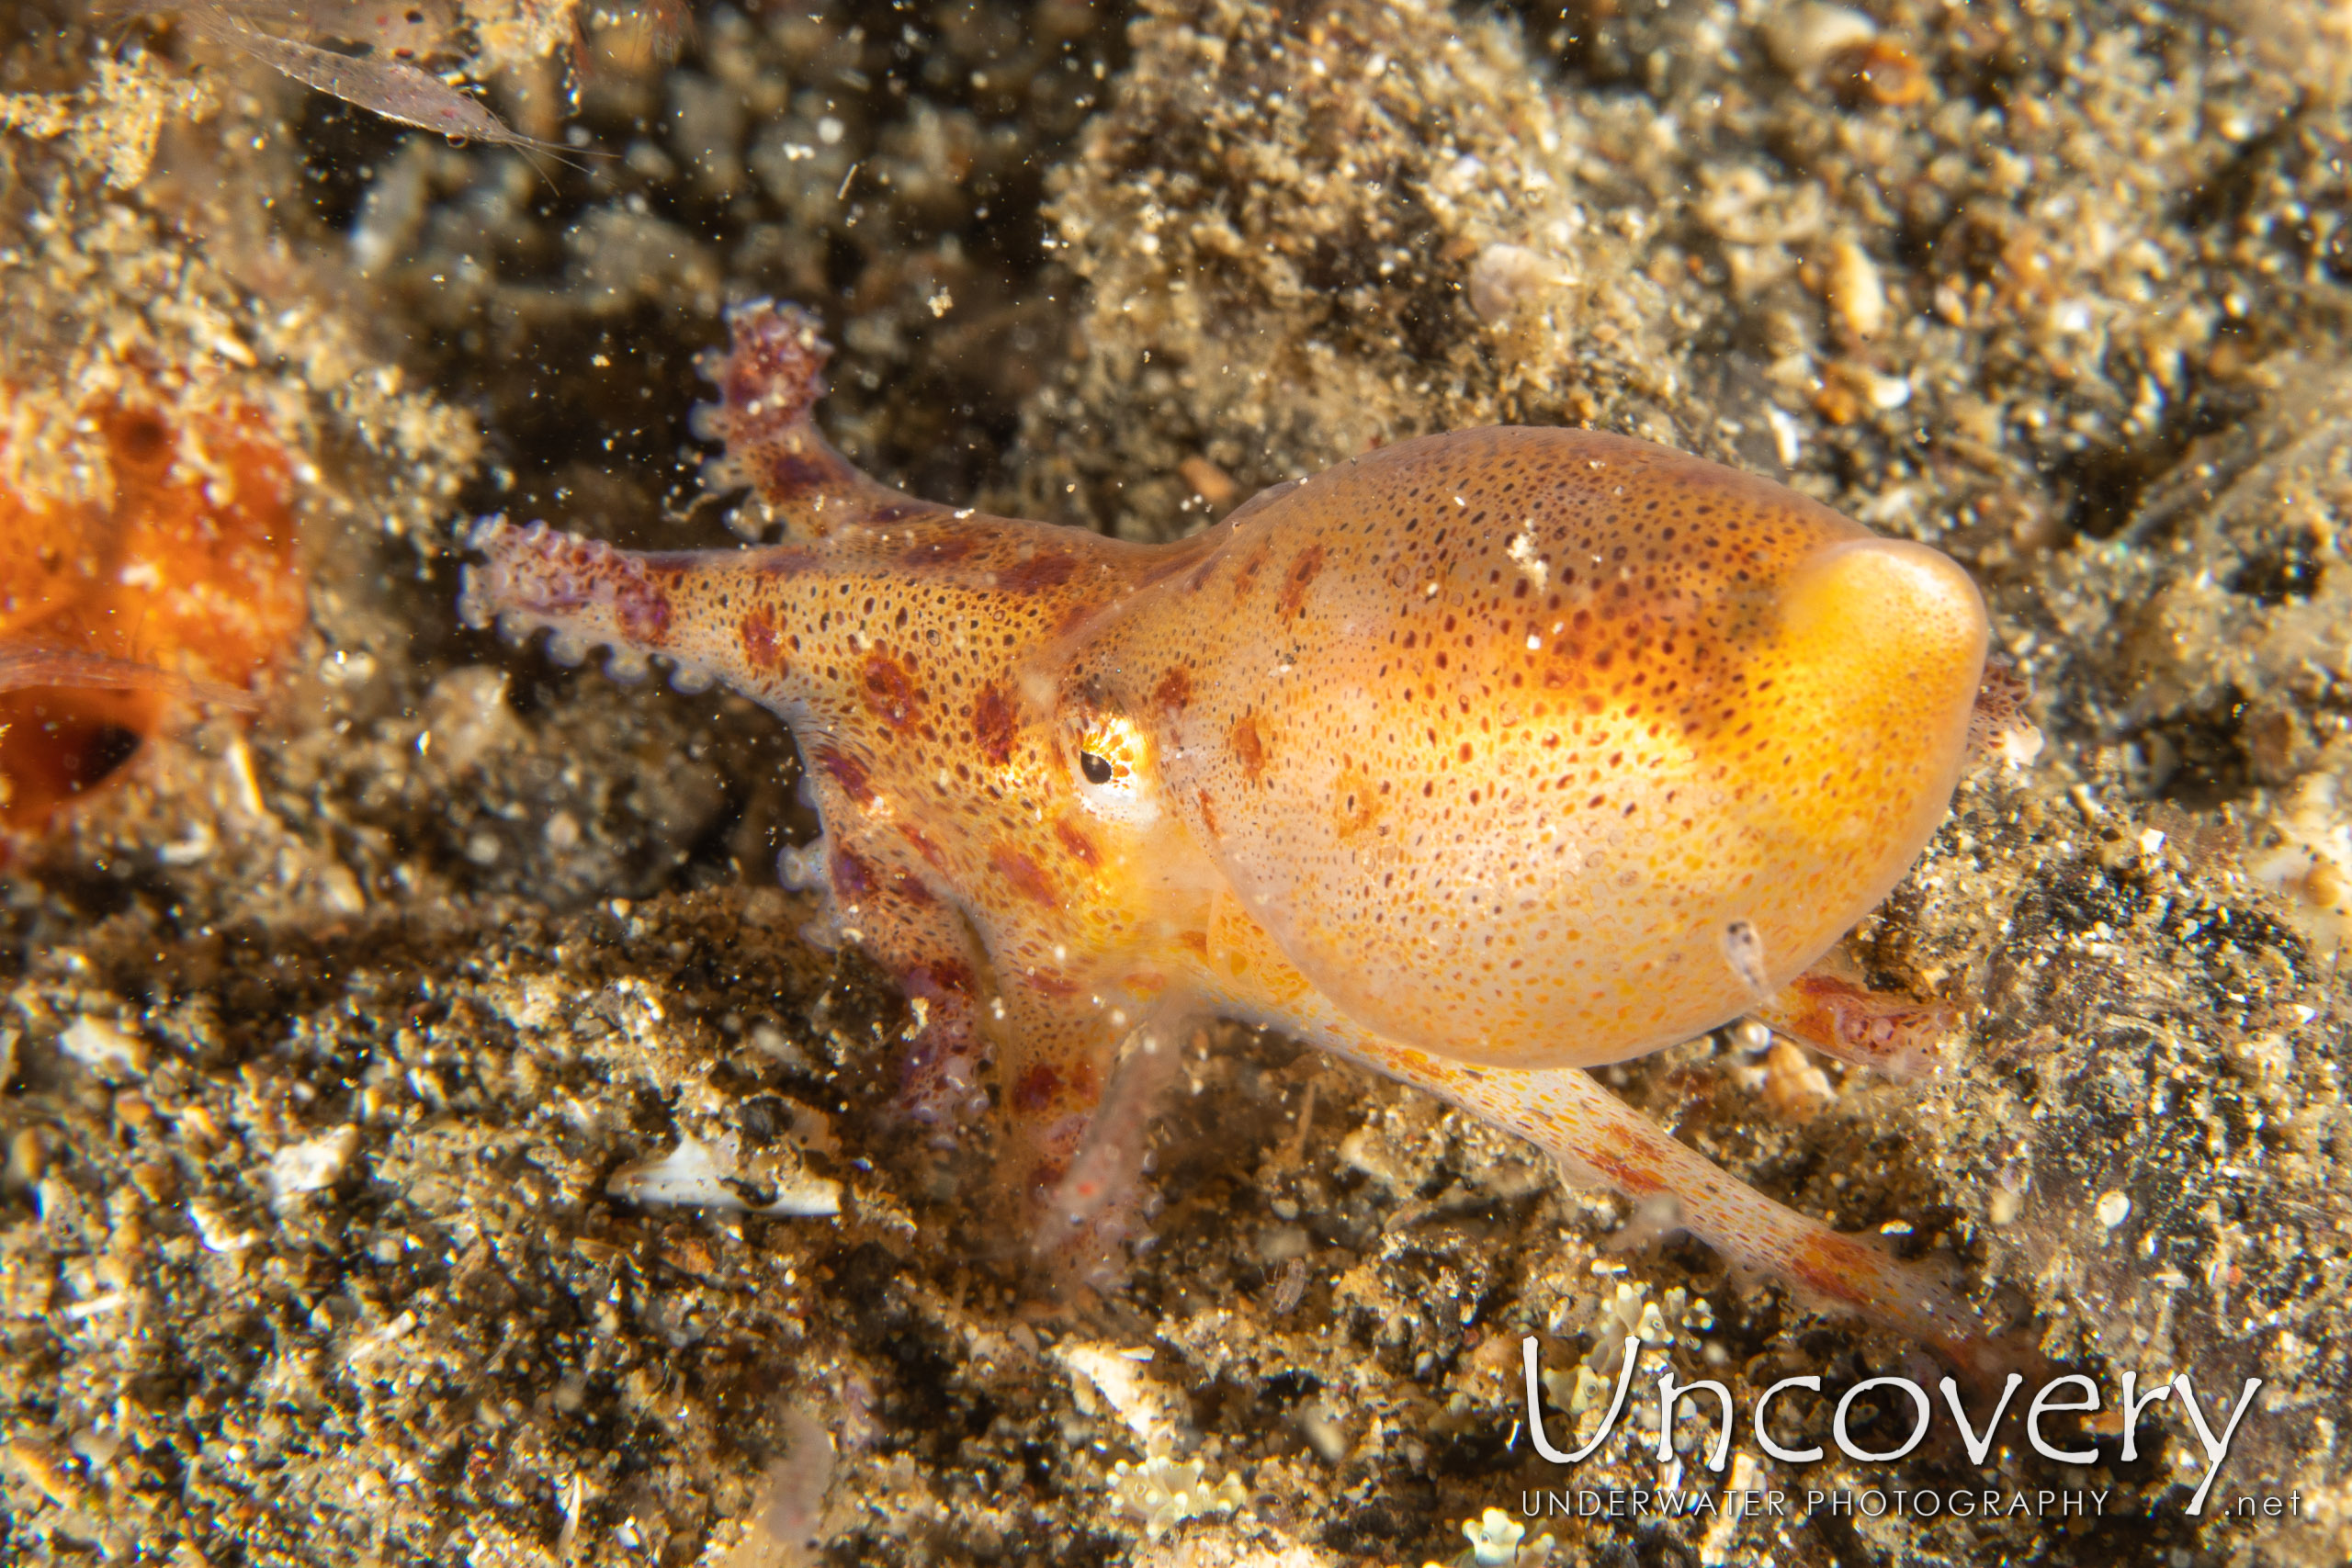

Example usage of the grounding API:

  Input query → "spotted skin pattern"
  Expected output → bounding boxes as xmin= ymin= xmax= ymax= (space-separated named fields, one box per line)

xmin=463 ymin=301 xmax=1993 ymax=1360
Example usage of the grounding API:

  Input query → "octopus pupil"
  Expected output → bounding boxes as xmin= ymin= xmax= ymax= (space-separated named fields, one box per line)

xmin=1080 ymin=750 xmax=1114 ymax=785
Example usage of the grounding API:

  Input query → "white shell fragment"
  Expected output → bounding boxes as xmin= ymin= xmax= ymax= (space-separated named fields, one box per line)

xmin=188 ymin=1198 xmax=260 ymax=1254
xmin=1467 ymin=243 xmax=1557 ymax=322
xmin=1760 ymin=3 xmax=1879 ymax=75
xmin=59 ymin=1016 xmax=149 ymax=1078
xmin=1055 ymin=1341 xmax=1182 ymax=1446
xmin=605 ymin=1132 xmax=840 ymax=1217
xmin=1824 ymin=239 xmax=1888 ymax=339
xmin=269 ymin=1125 xmax=361 ymax=1207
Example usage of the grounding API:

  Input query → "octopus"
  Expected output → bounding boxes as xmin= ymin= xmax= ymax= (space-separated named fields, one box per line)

xmin=463 ymin=301 xmax=1995 ymax=1365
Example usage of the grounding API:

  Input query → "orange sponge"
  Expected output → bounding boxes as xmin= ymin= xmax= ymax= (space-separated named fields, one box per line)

xmin=0 ymin=395 xmax=301 ymax=836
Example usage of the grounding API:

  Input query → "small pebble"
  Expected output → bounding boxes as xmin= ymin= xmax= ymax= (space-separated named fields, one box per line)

xmin=1178 ymin=455 xmax=1238 ymax=507
xmin=60 ymin=1016 xmax=149 ymax=1079
xmin=1761 ymin=3 xmax=1879 ymax=75
xmin=269 ymin=1125 xmax=361 ymax=1206
xmin=1467 ymin=242 xmax=1555 ymax=322
xmin=1823 ymin=239 xmax=1887 ymax=339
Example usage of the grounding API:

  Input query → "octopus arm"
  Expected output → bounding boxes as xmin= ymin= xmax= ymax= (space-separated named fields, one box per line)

xmin=697 ymin=299 xmax=949 ymax=540
xmin=1265 ymin=996 xmax=2008 ymax=1379
xmin=1753 ymin=966 xmax=1960 ymax=1082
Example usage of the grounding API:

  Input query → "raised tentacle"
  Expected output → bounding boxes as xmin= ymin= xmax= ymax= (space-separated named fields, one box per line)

xmin=695 ymin=299 xmax=951 ymax=540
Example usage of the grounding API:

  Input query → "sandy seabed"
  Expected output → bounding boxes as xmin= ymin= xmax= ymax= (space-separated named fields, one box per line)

xmin=2 ymin=1 xmax=2349 ymax=1563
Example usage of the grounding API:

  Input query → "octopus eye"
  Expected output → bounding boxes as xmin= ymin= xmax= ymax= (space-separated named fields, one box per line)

xmin=1068 ymin=709 xmax=1159 ymax=824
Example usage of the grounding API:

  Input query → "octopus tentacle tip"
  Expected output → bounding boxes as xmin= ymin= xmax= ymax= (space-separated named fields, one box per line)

xmin=458 ymin=518 xmax=523 ymax=631
xmin=456 ymin=576 xmax=493 ymax=632
xmin=722 ymin=294 xmax=775 ymax=328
